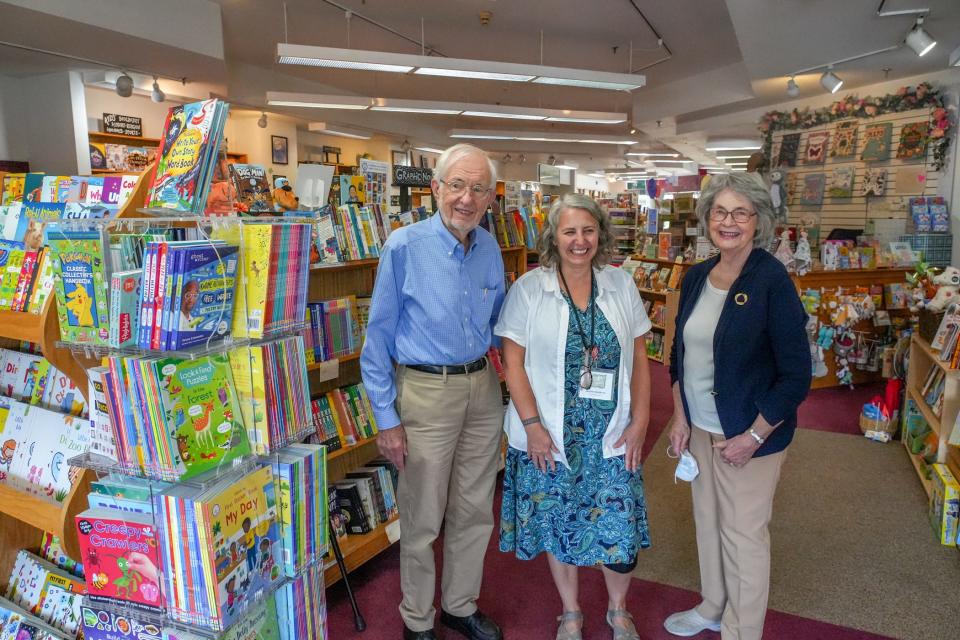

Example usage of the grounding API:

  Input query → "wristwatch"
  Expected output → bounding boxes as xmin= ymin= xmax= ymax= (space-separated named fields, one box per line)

xmin=748 ymin=428 xmax=765 ymax=445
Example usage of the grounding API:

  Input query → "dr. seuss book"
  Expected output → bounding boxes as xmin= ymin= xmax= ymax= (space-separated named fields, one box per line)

xmin=75 ymin=509 xmax=163 ymax=614
xmin=155 ymin=354 xmax=251 ymax=481
xmin=80 ymin=604 xmax=163 ymax=640
xmin=860 ymin=122 xmax=892 ymax=161
xmin=46 ymin=229 xmax=110 ymax=344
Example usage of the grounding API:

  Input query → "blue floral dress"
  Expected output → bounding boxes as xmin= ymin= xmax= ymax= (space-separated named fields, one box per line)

xmin=499 ymin=299 xmax=651 ymax=566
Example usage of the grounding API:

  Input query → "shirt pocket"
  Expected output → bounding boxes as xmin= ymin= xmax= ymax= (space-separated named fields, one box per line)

xmin=471 ymin=282 xmax=499 ymax=332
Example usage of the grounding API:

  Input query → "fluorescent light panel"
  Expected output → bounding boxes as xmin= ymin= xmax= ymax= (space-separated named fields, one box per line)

xmin=705 ymin=145 xmax=761 ymax=151
xmin=651 ymin=159 xmax=693 ymax=164
xmin=462 ymin=111 xmax=546 ymax=120
xmin=449 ymin=129 xmax=638 ymax=145
xmin=626 ymin=152 xmax=679 ymax=157
xmin=414 ymin=146 xmax=444 ymax=153
xmin=277 ymin=43 xmax=645 ymax=91
xmin=308 ymin=122 xmax=372 ymax=139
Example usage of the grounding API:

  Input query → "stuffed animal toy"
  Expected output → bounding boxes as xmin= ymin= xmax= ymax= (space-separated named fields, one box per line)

xmin=794 ymin=228 xmax=812 ymax=276
xmin=773 ymin=229 xmax=795 ymax=271
xmin=927 ymin=266 xmax=960 ymax=311
xmin=768 ymin=169 xmax=788 ymax=224
xmin=272 ymin=177 xmax=300 ymax=213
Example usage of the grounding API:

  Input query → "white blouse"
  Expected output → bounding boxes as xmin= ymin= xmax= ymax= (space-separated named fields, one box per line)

xmin=494 ymin=266 xmax=652 ymax=468
xmin=682 ymin=278 xmax=727 ymax=434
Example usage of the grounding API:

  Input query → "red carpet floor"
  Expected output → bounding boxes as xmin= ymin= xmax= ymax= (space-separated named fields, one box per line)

xmin=327 ymin=364 xmax=892 ymax=639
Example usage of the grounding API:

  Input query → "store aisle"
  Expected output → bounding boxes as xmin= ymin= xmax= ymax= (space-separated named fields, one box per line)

xmin=326 ymin=365 xmax=955 ymax=639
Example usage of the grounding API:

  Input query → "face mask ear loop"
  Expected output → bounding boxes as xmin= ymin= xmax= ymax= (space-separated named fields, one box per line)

xmin=666 ymin=444 xmax=680 ymax=459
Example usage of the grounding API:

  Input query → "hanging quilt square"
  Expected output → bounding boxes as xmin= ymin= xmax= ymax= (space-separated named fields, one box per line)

xmin=861 ymin=122 xmax=892 ymax=162
xmin=805 ymin=131 xmax=829 ymax=164
xmin=896 ymin=121 xmax=929 ymax=161
xmin=830 ymin=121 xmax=858 ymax=159
xmin=828 ymin=166 xmax=855 ymax=198
xmin=861 ymin=168 xmax=887 ymax=196
xmin=777 ymin=133 xmax=801 ymax=167
xmin=800 ymin=173 xmax=826 ymax=206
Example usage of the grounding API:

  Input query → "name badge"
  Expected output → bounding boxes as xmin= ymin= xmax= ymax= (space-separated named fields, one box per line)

xmin=578 ymin=368 xmax=616 ymax=401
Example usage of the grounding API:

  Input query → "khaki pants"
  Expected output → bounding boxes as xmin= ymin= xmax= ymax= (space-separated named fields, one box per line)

xmin=689 ymin=426 xmax=786 ymax=640
xmin=395 ymin=364 xmax=503 ymax=632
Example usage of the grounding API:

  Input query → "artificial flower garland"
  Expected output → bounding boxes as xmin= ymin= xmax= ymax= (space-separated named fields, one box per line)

xmin=759 ymin=81 xmax=953 ymax=171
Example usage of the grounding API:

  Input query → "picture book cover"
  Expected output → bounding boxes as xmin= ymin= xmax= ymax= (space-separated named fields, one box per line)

xmin=777 ymin=133 xmax=801 ymax=167
xmin=3 ymin=401 xmax=90 ymax=504
xmin=85 ymin=363 xmax=119 ymax=459
xmin=105 ymin=144 xmax=127 ymax=171
xmin=830 ymin=121 xmax=858 ymax=159
xmin=799 ymin=173 xmax=825 ymax=206
xmin=169 ymin=244 xmax=239 ymax=350
xmin=89 ymin=143 xmax=108 ymax=170
xmin=101 ymin=177 xmax=123 ymax=207
xmin=339 ymin=175 xmax=366 ymax=206
xmin=861 ymin=168 xmax=887 ymax=197
xmin=155 ymin=354 xmax=251 ymax=480
xmin=860 ymin=122 xmax=892 ymax=161
xmin=200 ymin=465 xmax=281 ymax=630
xmin=896 ymin=121 xmax=929 ymax=161
xmin=234 ymin=224 xmax=272 ymax=339
xmin=828 ymin=166 xmax=854 ymax=198
xmin=46 ymin=229 xmax=110 ymax=344
xmin=229 ymin=164 xmax=274 ymax=214
xmin=312 ymin=205 xmax=342 ymax=265
xmin=0 ymin=348 xmax=41 ymax=401
xmin=0 ymin=245 xmax=25 ymax=309
xmin=804 ymin=131 xmax=829 ymax=164
xmin=109 ymin=270 xmax=142 ymax=349
xmin=75 ymin=509 xmax=163 ymax=614
xmin=1 ymin=174 xmax=24 ymax=205
xmin=163 ymin=597 xmax=280 ymax=640
xmin=147 ymin=99 xmax=222 ymax=212
xmin=80 ymin=604 xmax=163 ymax=640
xmin=11 ymin=249 xmax=40 ymax=312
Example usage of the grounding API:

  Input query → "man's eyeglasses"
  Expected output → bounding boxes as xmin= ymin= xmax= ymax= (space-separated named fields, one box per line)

xmin=440 ymin=179 xmax=493 ymax=198
xmin=709 ymin=207 xmax=756 ymax=223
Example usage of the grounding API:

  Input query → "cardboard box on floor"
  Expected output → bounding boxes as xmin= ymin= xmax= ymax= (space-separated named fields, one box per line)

xmin=929 ymin=464 xmax=959 ymax=546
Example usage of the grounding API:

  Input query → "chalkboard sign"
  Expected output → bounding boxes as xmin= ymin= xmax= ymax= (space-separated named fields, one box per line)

xmin=393 ymin=165 xmax=433 ymax=187
xmin=102 ymin=113 xmax=143 ymax=137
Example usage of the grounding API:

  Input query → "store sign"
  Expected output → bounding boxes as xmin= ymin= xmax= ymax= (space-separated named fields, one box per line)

xmin=102 ymin=113 xmax=142 ymax=137
xmin=393 ymin=165 xmax=433 ymax=187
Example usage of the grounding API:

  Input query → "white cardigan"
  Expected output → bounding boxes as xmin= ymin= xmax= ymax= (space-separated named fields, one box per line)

xmin=494 ymin=265 xmax=651 ymax=468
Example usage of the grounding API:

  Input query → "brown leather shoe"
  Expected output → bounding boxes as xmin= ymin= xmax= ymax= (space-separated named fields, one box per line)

xmin=440 ymin=609 xmax=502 ymax=640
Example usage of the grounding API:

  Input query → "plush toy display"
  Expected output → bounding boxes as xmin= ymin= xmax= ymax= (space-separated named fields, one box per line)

xmin=272 ymin=177 xmax=300 ymax=212
xmin=927 ymin=266 xmax=960 ymax=312
xmin=768 ymin=169 xmax=788 ymax=224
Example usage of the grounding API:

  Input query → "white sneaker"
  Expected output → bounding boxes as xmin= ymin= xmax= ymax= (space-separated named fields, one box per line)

xmin=663 ymin=609 xmax=721 ymax=637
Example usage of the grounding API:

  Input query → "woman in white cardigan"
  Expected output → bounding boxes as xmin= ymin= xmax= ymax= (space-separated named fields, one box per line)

xmin=495 ymin=193 xmax=653 ymax=640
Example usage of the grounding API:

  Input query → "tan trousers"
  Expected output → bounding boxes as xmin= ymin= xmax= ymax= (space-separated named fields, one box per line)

xmin=395 ymin=364 xmax=503 ymax=632
xmin=689 ymin=426 xmax=786 ymax=640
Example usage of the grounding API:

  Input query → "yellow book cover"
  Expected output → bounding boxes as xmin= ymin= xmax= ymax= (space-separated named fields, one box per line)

xmin=234 ymin=224 xmax=272 ymax=339
xmin=325 ymin=391 xmax=349 ymax=445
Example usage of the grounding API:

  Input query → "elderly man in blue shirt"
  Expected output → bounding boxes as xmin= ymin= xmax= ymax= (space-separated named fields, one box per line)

xmin=361 ymin=143 xmax=506 ymax=640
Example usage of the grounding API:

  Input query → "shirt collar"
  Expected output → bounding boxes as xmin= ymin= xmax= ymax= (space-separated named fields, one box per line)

xmin=431 ymin=211 xmax=477 ymax=255
xmin=540 ymin=265 xmax=610 ymax=299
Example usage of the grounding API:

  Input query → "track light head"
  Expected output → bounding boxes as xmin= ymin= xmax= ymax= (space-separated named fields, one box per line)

xmin=548 ymin=154 xmax=557 ymax=166
xmin=258 ymin=112 xmax=268 ymax=128
xmin=150 ymin=77 xmax=165 ymax=103
xmin=905 ymin=18 xmax=936 ymax=57
xmin=503 ymin=153 xmax=512 ymax=164
xmin=518 ymin=154 xmax=526 ymax=165
xmin=820 ymin=70 xmax=843 ymax=94
xmin=786 ymin=77 xmax=800 ymax=98
xmin=115 ymin=72 xmax=133 ymax=98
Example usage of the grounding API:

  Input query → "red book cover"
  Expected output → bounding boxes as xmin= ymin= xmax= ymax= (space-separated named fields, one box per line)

xmin=75 ymin=508 xmax=163 ymax=614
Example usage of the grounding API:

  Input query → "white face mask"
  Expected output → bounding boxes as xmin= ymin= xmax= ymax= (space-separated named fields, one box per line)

xmin=667 ymin=445 xmax=700 ymax=483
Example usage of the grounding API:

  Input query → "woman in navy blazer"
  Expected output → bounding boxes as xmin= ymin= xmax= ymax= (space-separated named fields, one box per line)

xmin=663 ymin=173 xmax=810 ymax=640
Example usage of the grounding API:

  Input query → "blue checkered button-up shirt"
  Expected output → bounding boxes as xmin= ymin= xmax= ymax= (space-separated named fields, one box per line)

xmin=360 ymin=213 xmax=505 ymax=429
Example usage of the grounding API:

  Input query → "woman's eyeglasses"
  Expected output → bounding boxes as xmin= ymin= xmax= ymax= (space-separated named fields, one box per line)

xmin=709 ymin=207 xmax=756 ymax=223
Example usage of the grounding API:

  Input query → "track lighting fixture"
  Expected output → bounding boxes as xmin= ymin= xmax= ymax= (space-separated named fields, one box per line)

xmin=820 ymin=69 xmax=843 ymax=94
xmin=503 ymin=153 xmax=512 ymax=164
xmin=401 ymin=139 xmax=411 ymax=152
xmin=518 ymin=154 xmax=526 ymax=165
xmin=150 ymin=77 xmax=165 ymax=103
xmin=905 ymin=17 xmax=936 ymax=57
xmin=548 ymin=154 xmax=557 ymax=166
xmin=786 ymin=77 xmax=800 ymax=98
xmin=115 ymin=72 xmax=133 ymax=98
xmin=258 ymin=112 xmax=268 ymax=128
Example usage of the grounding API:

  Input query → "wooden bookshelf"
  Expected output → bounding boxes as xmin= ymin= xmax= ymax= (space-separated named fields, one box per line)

xmin=325 ymin=514 xmax=400 ymax=587
xmin=904 ymin=334 xmax=960 ymax=496
xmin=89 ymin=131 xmax=161 ymax=145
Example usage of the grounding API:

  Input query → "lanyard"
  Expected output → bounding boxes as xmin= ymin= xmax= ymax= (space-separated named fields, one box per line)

xmin=558 ymin=267 xmax=596 ymax=358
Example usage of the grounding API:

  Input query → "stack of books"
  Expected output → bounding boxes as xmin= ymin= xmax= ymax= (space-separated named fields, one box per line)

xmin=332 ymin=457 xmax=397 ymax=536
xmin=303 ymin=296 xmax=363 ymax=363
xmin=271 ymin=444 xmax=328 ymax=576
xmin=310 ymin=383 xmax=379 ymax=450
xmin=0 ymin=347 xmax=87 ymax=416
xmin=4 ymin=549 xmax=85 ymax=637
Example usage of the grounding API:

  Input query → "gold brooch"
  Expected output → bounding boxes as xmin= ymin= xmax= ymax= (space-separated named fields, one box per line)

xmin=734 ymin=292 xmax=748 ymax=306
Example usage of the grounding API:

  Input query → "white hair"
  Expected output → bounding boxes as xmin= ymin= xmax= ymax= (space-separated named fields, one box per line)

xmin=434 ymin=143 xmax=497 ymax=189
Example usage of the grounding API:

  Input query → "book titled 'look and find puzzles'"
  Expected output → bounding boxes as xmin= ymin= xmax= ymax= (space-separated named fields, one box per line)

xmin=145 ymin=99 xmax=229 ymax=214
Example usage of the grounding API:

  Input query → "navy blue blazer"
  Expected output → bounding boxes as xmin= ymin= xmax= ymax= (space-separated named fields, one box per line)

xmin=669 ymin=248 xmax=811 ymax=456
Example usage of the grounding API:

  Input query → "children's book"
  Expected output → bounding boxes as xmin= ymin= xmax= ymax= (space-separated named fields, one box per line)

xmin=80 ymin=604 xmax=163 ymax=640
xmin=108 ymin=269 xmax=142 ymax=349
xmin=861 ymin=122 xmax=892 ymax=161
xmin=168 ymin=243 xmax=239 ymax=350
xmin=229 ymin=164 xmax=274 ymax=214
xmin=46 ymin=229 xmax=111 ymax=344
xmin=154 ymin=354 xmax=251 ymax=481
xmin=75 ymin=508 xmax=163 ymax=613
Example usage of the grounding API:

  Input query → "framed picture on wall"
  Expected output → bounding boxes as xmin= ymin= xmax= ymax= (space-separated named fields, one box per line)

xmin=271 ymin=135 xmax=289 ymax=165
xmin=392 ymin=150 xmax=410 ymax=167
